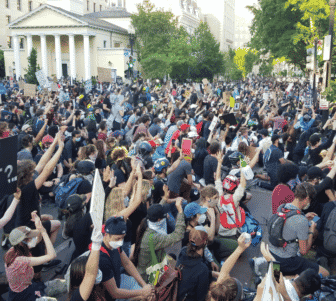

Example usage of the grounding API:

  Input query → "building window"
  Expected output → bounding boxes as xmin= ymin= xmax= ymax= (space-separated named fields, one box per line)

xmin=93 ymin=3 xmax=96 ymax=11
xmin=7 ymin=36 xmax=12 ymax=48
xmin=114 ymin=42 xmax=121 ymax=48
xmin=103 ymin=40 xmax=107 ymax=48
xmin=118 ymin=0 xmax=122 ymax=6
xmin=100 ymin=4 xmax=102 ymax=11
xmin=6 ymin=15 xmax=11 ymax=24
xmin=17 ymin=0 xmax=21 ymax=10
xmin=28 ymin=1 xmax=32 ymax=11
xmin=87 ymin=0 xmax=89 ymax=10
xmin=6 ymin=0 xmax=9 ymax=8
xmin=20 ymin=38 xmax=24 ymax=49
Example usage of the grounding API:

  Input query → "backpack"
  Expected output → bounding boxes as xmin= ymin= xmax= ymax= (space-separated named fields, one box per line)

xmin=240 ymin=212 xmax=262 ymax=247
xmin=323 ymin=201 xmax=336 ymax=254
xmin=267 ymin=204 xmax=304 ymax=248
xmin=263 ymin=144 xmax=277 ymax=166
xmin=53 ymin=175 xmax=83 ymax=209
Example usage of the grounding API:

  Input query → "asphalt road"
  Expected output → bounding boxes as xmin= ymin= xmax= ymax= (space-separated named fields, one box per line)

xmin=0 ymin=187 xmax=272 ymax=300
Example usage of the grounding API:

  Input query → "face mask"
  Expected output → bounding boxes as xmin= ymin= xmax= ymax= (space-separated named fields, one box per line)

xmin=75 ymin=137 xmax=81 ymax=142
xmin=109 ymin=239 xmax=124 ymax=249
xmin=90 ymin=154 xmax=97 ymax=162
xmin=279 ymin=138 xmax=283 ymax=144
xmin=95 ymin=269 xmax=103 ymax=284
xmin=303 ymin=202 xmax=310 ymax=210
xmin=147 ymin=188 xmax=152 ymax=199
xmin=147 ymin=218 xmax=168 ymax=235
xmin=198 ymin=214 xmax=206 ymax=225
xmin=23 ymin=236 xmax=38 ymax=249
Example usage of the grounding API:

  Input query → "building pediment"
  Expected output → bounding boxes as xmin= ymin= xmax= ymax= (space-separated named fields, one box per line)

xmin=7 ymin=4 xmax=128 ymax=34
xmin=8 ymin=5 xmax=87 ymax=29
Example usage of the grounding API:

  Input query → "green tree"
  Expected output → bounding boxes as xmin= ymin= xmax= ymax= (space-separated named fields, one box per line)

xmin=190 ymin=22 xmax=224 ymax=81
xmin=25 ymin=48 xmax=39 ymax=84
xmin=244 ymin=50 xmax=259 ymax=75
xmin=223 ymin=49 xmax=243 ymax=81
xmin=0 ymin=50 xmax=5 ymax=78
xmin=258 ymin=58 xmax=274 ymax=77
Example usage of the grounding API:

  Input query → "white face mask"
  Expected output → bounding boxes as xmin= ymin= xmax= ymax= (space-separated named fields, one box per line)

xmin=303 ymin=202 xmax=310 ymax=210
xmin=90 ymin=154 xmax=97 ymax=163
xmin=198 ymin=214 xmax=206 ymax=225
xmin=95 ymin=269 xmax=103 ymax=284
xmin=109 ymin=239 xmax=124 ymax=249
xmin=147 ymin=218 xmax=168 ymax=235
xmin=25 ymin=237 xmax=38 ymax=249
xmin=279 ymin=138 xmax=283 ymax=144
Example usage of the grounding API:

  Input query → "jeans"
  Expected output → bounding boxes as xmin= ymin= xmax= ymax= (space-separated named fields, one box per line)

xmin=259 ymin=171 xmax=278 ymax=191
xmin=116 ymin=274 xmax=142 ymax=301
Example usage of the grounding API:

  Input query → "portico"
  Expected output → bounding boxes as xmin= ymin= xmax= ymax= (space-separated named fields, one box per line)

xmin=4 ymin=4 xmax=135 ymax=81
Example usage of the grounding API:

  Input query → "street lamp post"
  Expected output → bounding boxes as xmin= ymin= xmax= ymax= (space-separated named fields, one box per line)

xmin=128 ymin=25 xmax=136 ymax=79
xmin=327 ymin=0 xmax=336 ymax=88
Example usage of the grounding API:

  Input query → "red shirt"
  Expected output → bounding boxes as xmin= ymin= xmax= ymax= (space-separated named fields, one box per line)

xmin=5 ymin=255 xmax=34 ymax=293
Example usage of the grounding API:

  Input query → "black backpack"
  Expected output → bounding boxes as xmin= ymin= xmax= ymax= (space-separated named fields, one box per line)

xmin=323 ymin=201 xmax=336 ymax=254
xmin=267 ymin=204 xmax=304 ymax=248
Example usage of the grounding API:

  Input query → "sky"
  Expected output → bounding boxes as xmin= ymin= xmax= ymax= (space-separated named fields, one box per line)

xmin=235 ymin=0 xmax=258 ymax=24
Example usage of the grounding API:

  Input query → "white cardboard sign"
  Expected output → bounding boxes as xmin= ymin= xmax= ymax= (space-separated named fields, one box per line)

xmin=90 ymin=169 xmax=105 ymax=230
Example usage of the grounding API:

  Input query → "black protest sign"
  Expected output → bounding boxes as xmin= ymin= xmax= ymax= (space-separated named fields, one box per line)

xmin=222 ymin=113 xmax=237 ymax=125
xmin=0 ymin=136 xmax=18 ymax=200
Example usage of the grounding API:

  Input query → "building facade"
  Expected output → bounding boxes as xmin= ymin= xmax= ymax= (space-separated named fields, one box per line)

xmin=0 ymin=0 xmax=115 ymax=52
xmin=234 ymin=15 xmax=251 ymax=49
xmin=125 ymin=0 xmax=202 ymax=35
xmin=198 ymin=0 xmax=235 ymax=52
xmin=203 ymin=14 xmax=221 ymax=44
xmin=4 ymin=4 xmax=138 ymax=80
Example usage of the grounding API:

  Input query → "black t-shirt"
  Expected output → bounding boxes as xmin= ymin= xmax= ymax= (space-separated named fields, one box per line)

xmin=99 ymin=242 xmax=122 ymax=287
xmin=70 ymin=288 xmax=84 ymax=301
xmin=88 ymin=131 xmax=97 ymax=144
xmin=77 ymin=179 xmax=93 ymax=195
xmin=15 ymin=181 xmax=40 ymax=228
xmin=192 ymin=149 xmax=208 ymax=178
xmin=103 ymin=98 xmax=111 ymax=113
xmin=203 ymin=155 xmax=218 ymax=185
xmin=72 ymin=213 xmax=93 ymax=259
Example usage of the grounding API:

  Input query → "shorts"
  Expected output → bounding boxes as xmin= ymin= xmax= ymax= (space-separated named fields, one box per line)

xmin=271 ymin=252 xmax=319 ymax=276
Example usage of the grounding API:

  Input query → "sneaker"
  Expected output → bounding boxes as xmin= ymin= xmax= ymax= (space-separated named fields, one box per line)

xmin=62 ymin=227 xmax=70 ymax=240
xmin=249 ymin=257 xmax=262 ymax=276
xmin=42 ymin=259 xmax=62 ymax=272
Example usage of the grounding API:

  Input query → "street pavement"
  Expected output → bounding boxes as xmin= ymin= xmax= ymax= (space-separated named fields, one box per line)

xmin=0 ymin=187 xmax=273 ymax=300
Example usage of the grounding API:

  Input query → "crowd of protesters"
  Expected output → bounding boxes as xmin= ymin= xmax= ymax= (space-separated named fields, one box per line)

xmin=0 ymin=75 xmax=336 ymax=301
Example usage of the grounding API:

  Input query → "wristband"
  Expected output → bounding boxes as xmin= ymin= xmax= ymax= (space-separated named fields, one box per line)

xmin=308 ymin=232 xmax=314 ymax=235
xmin=91 ymin=242 xmax=102 ymax=251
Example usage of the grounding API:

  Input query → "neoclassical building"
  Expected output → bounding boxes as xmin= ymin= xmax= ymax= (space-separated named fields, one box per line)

xmin=4 ymin=3 xmax=138 ymax=80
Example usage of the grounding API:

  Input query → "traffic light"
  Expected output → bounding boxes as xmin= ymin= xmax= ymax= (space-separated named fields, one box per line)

xmin=306 ymin=48 xmax=315 ymax=71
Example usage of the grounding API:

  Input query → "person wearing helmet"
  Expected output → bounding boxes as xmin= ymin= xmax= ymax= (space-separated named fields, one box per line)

xmin=136 ymin=141 xmax=154 ymax=169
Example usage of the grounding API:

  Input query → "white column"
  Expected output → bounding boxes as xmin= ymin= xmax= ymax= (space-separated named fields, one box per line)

xmin=54 ymin=34 xmax=62 ymax=80
xmin=68 ymin=34 xmax=76 ymax=80
xmin=40 ymin=34 xmax=48 ymax=77
xmin=26 ymin=34 xmax=33 ymax=57
xmin=83 ymin=34 xmax=91 ymax=80
xmin=13 ymin=34 xmax=21 ymax=79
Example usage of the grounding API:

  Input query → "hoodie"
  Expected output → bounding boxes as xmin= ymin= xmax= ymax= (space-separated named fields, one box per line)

xmin=176 ymin=247 xmax=210 ymax=301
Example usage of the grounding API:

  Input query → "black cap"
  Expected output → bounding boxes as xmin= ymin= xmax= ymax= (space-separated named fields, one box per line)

xmin=105 ymin=216 xmax=127 ymax=235
xmin=65 ymin=194 xmax=86 ymax=213
xmin=77 ymin=160 xmax=95 ymax=174
xmin=309 ymin=133 xmax=321 ymax=146
xmin=147 ymin=204 xmax=166 ymax=222
xmin=307 ymin=166 xmax=323 ymax=180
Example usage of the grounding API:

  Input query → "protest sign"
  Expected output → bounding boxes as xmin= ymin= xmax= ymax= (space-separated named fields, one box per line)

xmin=0 ymin=84 xmax=6 ymax=95
xmin=209 ymin=116 xmax=218 ymax=132
xmin=50 ymin=82 xmax=58 ymax=91
xmin=234 ymin=102 xmax=240 ymax=110
xmin=261 ymin=262 xmax=282 ymax=301
xmin=182 ymin=139 xmax=192 ymax=156
xmin=90 ymin=169 xmax=105 ymax=230
xmin=97 ymin=67 xmax=113 ymax=83
xmin=18 ymin=80 xmax=25 ymax=90
xmin=274 ymin=117 xmax=286 ymax=130
xmin=319 ymin=97 xmax=329 ymax=110
xmin=230 ymin=96 xmax=235 ymax=108
xmin=263 ymin=92 xmax=269 ymax=101
xmin=24 ymin=83 xmax=37 ymax=97
xmin=35 ymin=70 xmax=50 ymax=88
xmin=222 ymin=113 xmax=237 ymax=125
xmin=84 ymin=79 xmax=92 ymax=94
xmin=0 ymin=136 xmax=18 ymax=200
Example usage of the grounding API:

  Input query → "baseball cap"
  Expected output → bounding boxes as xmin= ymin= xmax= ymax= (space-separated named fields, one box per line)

xmin=65 ymin=194 xmax=86 ymax=213
xmin=42 ymin=135 xmax=54 ymax=145
xmin=77 ymin=160 xmax=95 ymax=174
xmin=9 ymin=226 xmax=36 ymax=246
xmin=309 ymin=133 xmax=321 ymax=146
xmin=147 ymin=204 xmax=166 ymax=222
xmin=180 ymin=124 xmax=190 ymax=131
xmin=189 ymin=228 xmax=208 ymax=247
xmin=22 ymin=124 xmax=31 ymax=131
xmin=307 ymin=166 xmax=323 ymax=180
xmin=184 ymin=202 xmax=207 ymax=219
xmin=105 ymin=216 xmax=127 ymax=235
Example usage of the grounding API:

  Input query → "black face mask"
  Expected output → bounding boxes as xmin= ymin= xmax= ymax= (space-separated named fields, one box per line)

xmin=27 ymin=130 xmax=33 ymax=135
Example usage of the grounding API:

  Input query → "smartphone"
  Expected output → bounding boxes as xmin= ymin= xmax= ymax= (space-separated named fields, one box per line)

xmin=312 ymin=216 xmax=320 ymax=223
xmin=272 ymin=261 xmax=281 ymax=283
